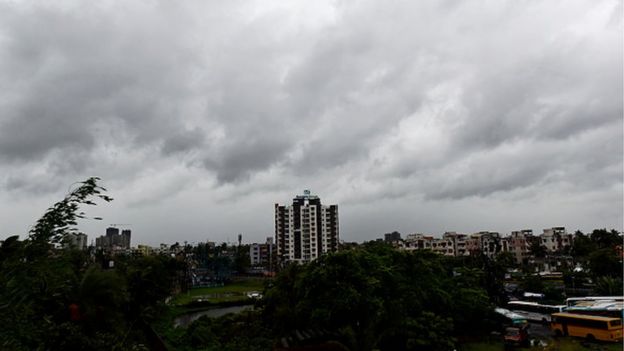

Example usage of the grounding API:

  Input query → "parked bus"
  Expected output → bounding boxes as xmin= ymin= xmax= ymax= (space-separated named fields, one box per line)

xmin=507 ymin=301 xmax=565 ymax=323
xmin=566 ymin=296 xmax=624 ymax=307
xmin=494 ymin=308 xmax=528 ymax=326
xmin=551 ymin=312 xmax=623 ymax=342
xmin=565 ymin=296 xmax=624 ymax=319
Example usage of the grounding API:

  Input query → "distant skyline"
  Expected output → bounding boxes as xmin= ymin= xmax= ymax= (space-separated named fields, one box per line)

xmin=0 ymin=1 xmax=622 ymax=246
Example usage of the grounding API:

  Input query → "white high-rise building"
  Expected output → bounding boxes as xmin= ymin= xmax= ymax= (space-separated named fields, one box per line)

xmin=275 ymin=190 xmax=339 ymax=264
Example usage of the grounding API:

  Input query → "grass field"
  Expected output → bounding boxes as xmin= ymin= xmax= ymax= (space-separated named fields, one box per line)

xmin=171 ymin=277 xmax=266 ymax=305
xmin=461 ymin=339 xmax=622 ymax=351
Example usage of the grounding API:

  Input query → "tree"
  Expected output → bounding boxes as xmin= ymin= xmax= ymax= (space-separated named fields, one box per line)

xmin=1 ymin=178 xmax=199 ymax=350
xmin=595 ymin=276 xmax=623 ymax=296
xmin=166 ymin=311 xmax=273 ymax=351
xmin=0 ymin=177 xmax=117 ymax=350
xmin=590 ymin=229 xmax=622 ymax=250
xmin=588 ymin=248 xmax=622 ymax=278
xmin=262 ymin=246 xmax=493 ymax=351
xmin=570 ymin=231 xmax=595 ymax=258
xmin=233 ymin=244 xmax=251 ymax=274
xmin=27 ymin=177 xmax=112 ymax=246
xmin=528 ymin=239 xmax=547 ymax=259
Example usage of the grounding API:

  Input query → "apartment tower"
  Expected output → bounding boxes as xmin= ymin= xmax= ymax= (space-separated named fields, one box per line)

xmin=275 ymin=190 xmax=339 ymax=264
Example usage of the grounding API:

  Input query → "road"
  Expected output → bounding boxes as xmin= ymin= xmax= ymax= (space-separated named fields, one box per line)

xmin=527 ymin=322 xmax=552 ymax=339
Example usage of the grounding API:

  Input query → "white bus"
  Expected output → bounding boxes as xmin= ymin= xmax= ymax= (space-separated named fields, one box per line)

xmin=494 ymin=307 xmax=528 ymax=326
xmin=565 ymin=296 xmax=623 ymax=319
xmin=507 ymin=301 xmax=565 ymax=323
xmin=566 ymin=296 xmax=624 ymax=307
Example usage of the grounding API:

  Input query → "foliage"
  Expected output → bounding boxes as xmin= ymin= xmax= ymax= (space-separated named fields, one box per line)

xmin=164 ymin=311 xmax=273 ymax=351
xmin=570 ymin=230 xmax=595 ymax=257
xmin=589 ymin=229 xmax=622 ymax=249
xmin=28 ymin=177 xmax=111 ymax=247
xmin=594 ymin=276 xmax=624 ymax=296
xmin=233 ymin=244 xmax=251 ymax=273
xmin=0 ymin=178 xmax=183 ymax=350
xmin=527 ymin=239 xmax=547 ymax=259
xmin=115 ymin=255 xmax=184 ymax=319
xmin=190 ymin=242 xmax=235 ymax=281
xmin=261 ymin=246 xmax=495 ymax=351
xmin=567 ymin=229 xmax=623 ymax=293
xmin=587 ymin=248 xmax=622 ymax=278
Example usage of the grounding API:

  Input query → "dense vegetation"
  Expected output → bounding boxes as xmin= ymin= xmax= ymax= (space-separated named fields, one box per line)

xmin=262 ymin=243 xmax=504 ymax=350
xmin=160 ymin=244 xmax=506 ymax=351
xmin=0 ymin=178 xmax=185 ymax=350
xmin=569 ymin=229 xmax=623 ymax=295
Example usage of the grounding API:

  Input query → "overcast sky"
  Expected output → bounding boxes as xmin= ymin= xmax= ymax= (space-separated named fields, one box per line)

xmin=0 ymin=0 xmax=622 ymax=246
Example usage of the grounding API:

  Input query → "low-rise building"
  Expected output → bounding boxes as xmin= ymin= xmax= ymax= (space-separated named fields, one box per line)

xmin=471 ymin=231 xmax=503 ymax=257
xmin=404 ymin=233 xmax=433 ymax=251
xmin=136 ymin=244 xmax=154 ymax=256
xmin=507 ymin=230 xmax=533 ymax=264
xmin=400 ymin=227 xmax=575 ymax=261
xmin=540 ymin=227 xmax=573 ymax=252
xmin=250 ymin=237 xmax=274 ymax=267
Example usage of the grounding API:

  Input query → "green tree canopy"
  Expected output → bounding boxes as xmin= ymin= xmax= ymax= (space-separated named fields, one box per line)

xmin=261 ymin=246 xmax=494 ymax=351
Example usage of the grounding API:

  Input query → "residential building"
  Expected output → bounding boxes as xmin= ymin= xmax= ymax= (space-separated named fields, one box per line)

xmin=540 ymin=227 xmax=572 ymax=252
xmin=121 ymin=229 xmax=132 ymax=249
xmin=507 ymin=230 xmax=533 ymax=264
xmin=384 ymin=231 xmax=402 ymax=243
xmin=95 ymin=227 xmax=132 ymax=250
xmin=446 ymin=232 xmax=473 ymax=256
xmin=431 ymin=238 xmax=452 ymax=255
xmin=64 ymin=233 xmax=88 ymax=250
xmin=250 ymin=237 xmax=275 ymax=267
xmin=136 ymin=245 xmax=153 ymax=256
xmin=398 ymin=227 xmax=575 ymax=261
xmin=471 ymin=231 xmax=503 ymax=257
xmin=404 ymin=233 xmax=433 ymax=251
xmin=275 ymin=190 xmax=339 ymax=264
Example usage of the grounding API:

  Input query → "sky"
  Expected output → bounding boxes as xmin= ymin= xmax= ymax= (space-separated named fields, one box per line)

xmin=0 ymin=0 xmax=622 ymax=246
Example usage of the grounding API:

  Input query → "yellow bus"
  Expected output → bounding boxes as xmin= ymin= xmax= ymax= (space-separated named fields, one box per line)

xmin=551 ymin=312 xmax=623 ymax=342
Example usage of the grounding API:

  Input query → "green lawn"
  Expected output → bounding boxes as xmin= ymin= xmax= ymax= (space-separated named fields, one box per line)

xmin=171 ymin=277 xmax=266 ymax=305
xmin=461 ymin=339 xmax=622 ymax=351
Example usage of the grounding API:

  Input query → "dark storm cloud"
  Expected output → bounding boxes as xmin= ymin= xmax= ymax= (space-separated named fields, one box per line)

xmin=161 ymin=129 xmax=205 ymax=156
xmin=0 ymin=2 xmax=198 ymax=166
xmin=202 ymin=137 xmax=292 ymax=184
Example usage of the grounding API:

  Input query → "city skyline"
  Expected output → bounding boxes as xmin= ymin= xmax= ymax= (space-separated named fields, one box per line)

xmin=0 ymin=1 xmax=622 ymax=246
xmin=77 ymin=222 xmax=617 ymax=248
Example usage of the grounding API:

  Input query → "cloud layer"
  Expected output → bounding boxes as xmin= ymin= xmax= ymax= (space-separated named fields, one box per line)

xmin=0 ymin=0 xmax=621 ymax=244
